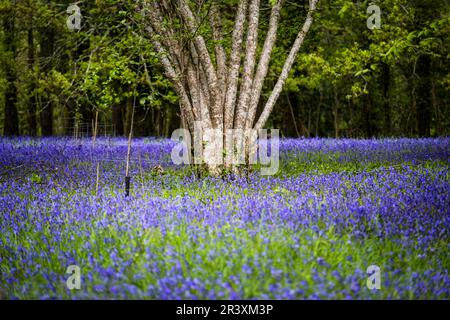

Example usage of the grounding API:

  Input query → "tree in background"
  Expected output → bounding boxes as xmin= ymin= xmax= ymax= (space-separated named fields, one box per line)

xmin=281 ymin=0 xmax=449 ymax=138
xmin=1 ymin=0 xmax=19 ymax=135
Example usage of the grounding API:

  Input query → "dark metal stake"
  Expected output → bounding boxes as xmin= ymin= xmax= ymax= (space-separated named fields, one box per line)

xmin=125 ymin=176 xmax=131 ymax=197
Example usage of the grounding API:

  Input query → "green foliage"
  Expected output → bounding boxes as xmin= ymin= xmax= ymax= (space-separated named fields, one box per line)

xmin=30 ymin=172 xmax=43 ymax=184
xmin=273 ymin=0 xmax=449 ymax=137
xmin=0 ymin=0 xmax=448 ymax=137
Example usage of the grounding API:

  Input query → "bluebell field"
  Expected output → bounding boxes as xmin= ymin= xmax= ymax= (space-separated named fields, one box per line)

xmin=0 ymin=137 xmax=449 ymax=299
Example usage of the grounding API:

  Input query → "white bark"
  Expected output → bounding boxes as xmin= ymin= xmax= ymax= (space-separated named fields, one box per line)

xmin=178 ymin=0 xmax=222 ymax=129
xmin=209 ymin=1 xmax=227 ymax=109
xmin=144 ymin=1 xmax=183 ymax=73
xmin=148 ymin=26 xmax=195 ymax=131
xmin=246 ymin=0 xmax=284 ymax=129
xmin=235 ymin=0 xmax=260 ymax=129
xmin=223 ymin=0 xmax=249 ymax=130
xmin=140 ymin=0 xmax=320 ymax=174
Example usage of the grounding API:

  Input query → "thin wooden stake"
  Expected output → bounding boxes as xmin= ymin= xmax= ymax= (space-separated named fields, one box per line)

xmin=93 ymin=111 xmax=98 ymax=147
xmin=138 ymin=151 xmax=145 ymax=189
xmin=125 ymin=94 xmax=136 ymax=197
xmin=95 ymin=162 xmax=100 ymax=195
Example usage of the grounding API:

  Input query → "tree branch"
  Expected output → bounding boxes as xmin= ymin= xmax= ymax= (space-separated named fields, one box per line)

xmin=178 ymin=0 xmax=222 ymax=128
xmin=223 ymin=0 xmax=249 ymax=130
xmin=147 ymin=26 xmax=195 ymax=131
xmin=235 ymin=0 xmax=260 ymax=129
xmin=246 ymin=0 xmax=284 ymax=129
xmin=187 ymin=43 xmax=212 ymax=127
xmin=144 ymin=1 xmax=183 ymax=73
xmin=255 ymin=0 xmax=318 ymax=130
xmin=209 ymin=0 xmax=227 ymax=109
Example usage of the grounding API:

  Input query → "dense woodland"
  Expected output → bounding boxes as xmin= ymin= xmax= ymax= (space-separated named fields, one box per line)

xmin=0 ymin=0 xmax=448 ymax=138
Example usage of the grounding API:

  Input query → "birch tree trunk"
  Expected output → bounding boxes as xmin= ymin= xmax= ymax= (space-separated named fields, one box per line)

xmin=138 ymin=0 xmax=319 ymax=175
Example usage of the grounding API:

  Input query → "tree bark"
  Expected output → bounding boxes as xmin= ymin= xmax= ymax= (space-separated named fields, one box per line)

xmin=431 ymin=78 xmax=440 ymax=136
xmin=27 ymin=28 xmax=38 ymax=136
xmin=246 ymin=0 xmax=283 ymax=129
xmin=39 ymin=26 xmax=55 ymax=136
xmin=209 ymin=1 xmax=227 ymax=109
xmin=381 ymin=62 xmax=391 ymax=136
xmin=235 ymin=0 xmax=260 ymax=129
xmin=223 ymin=0 xmax=249 ymax=131
xmin=113 ymin=104 xmax=124 ymax=136
xmin=333 ymin=85 xmax=339 ymax=138
xmin=315 ymin=91 xmax=322 ymax=137
xmin=140 ymin=0 xmax=320 ymax=174
xmin=416 ymin=55 xmax=431 ymax=137
xmin=364 ymin=91 xmax=373 ymax=137
xmin=3 ymin=8 xmax=19 ymax=136
xmin=178 ymin=0 xmax=221 ymax=128
xmin=148 ymin=26 xmax=195 ymax=132
xmin=286 ymin=92 xmax=300 ymax=137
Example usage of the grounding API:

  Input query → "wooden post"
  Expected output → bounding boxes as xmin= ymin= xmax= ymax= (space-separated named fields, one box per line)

xmin=75 ymin=121 xmax=79 ymax=140
xmin=93 ymin=111 xmax=98 ymax=147
xmin=125 ymin=94 xmax=135 ymax=197
xmin=138 ymin=151 xmax=145 ymax=189
xmin=95 ymin=162 xmax=100 ymax=195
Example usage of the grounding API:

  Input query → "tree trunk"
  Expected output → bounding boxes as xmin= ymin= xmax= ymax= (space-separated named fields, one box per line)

xmin=27 ymin=28 xmax=38 ymax=136
xmin=307 ymin=104 xmax=311 ymax=138
xmin=348 ymin=98 xmax=353 ymax=136
xmin=39 ymin=26 xmax=55 ymax=136
xmin=235 ymin=0 xmax=260 ymax=129
xmin=416 ymin=55 xmax=431 ymax=137
xmin=315 ymin=91 xmax=322 ymax=137
xmin=364 ymin=91 xmax=373 ymax=137
xmin=333 ymin=85 xmax=339 ymax=138
xmin=381 ymin=62 xmax=391 ymax=137
xmin=431 ymin=79 xmax=440 ymax=136
xmin=63 ymin=98 xmax=75 ymax=136
xmin=223 ymin=0 xmax=249 ymax=132
xmin=3 ymin=8 xmax=19 ymax=136
xmin=286 ymin=92 xmax=300 ymax=137
xmin=125 ymin=97 xmax=133 ymax=137
xmin=113 ymin=104 xmax=124 ymax=136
